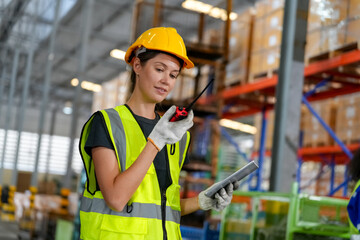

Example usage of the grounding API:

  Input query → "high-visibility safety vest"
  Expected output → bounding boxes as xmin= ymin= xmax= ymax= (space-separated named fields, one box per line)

xmin=79 ymin=105 xmax=191 ymax=240
xmin=348 ymin=179 xmax=360 ymax=234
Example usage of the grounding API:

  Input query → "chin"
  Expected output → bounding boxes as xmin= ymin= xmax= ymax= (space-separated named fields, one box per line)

xmin=153 ymin=95 xmax=167 ymax=103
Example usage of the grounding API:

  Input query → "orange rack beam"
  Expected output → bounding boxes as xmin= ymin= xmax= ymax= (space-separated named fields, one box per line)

xmin=197 ymin=49 xmax=360 ymax=118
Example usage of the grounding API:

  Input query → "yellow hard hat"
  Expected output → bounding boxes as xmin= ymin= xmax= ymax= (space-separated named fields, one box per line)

xmin=125 ymin=27 xmax=194 ymax=69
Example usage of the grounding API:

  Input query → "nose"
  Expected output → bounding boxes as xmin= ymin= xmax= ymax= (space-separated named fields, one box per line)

xmin=160 ymin=72 xmax=171 ymax=85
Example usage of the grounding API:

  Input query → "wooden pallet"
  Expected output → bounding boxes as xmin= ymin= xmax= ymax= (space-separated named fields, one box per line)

xmin=248 ymin=68 xmax=278 ymax=83
xmin=307 ymin=41 xmax=360 ymax=65
xmin=339 ymin=138 xmax=360 ymax=146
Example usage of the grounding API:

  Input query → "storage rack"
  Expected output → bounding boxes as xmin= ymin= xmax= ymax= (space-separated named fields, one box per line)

xmin=219 ymin=182 xmax=350 ymax=240
xmin=199 ymin=42 xmax=360 ymax=196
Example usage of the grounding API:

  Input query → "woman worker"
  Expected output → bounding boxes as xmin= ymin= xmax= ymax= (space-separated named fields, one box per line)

xmin=348 ymin=148 xmax=360 ymax=235
xmin=78 ymin=27 xmax=236 ymax=239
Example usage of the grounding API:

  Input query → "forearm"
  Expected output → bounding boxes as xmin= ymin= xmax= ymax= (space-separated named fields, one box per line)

xmin=114 ymin=142 xmax=158 ymax=196
xmin=180 ymin=196 xmax=201 ymax=216
xmin=93 ymin=142 xmax=158 ymax=211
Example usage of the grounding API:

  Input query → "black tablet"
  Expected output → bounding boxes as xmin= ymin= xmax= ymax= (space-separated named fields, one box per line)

xmin=204 ymin=161 xmax=259 ymax=198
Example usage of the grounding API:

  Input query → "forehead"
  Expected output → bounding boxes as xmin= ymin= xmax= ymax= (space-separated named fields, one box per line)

xmin=149 ymin=53 xmax=181 ymax=69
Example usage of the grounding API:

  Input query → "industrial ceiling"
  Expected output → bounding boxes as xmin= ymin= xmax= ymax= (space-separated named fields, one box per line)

xmin=0 ymin=0 xmax=257 ymax=117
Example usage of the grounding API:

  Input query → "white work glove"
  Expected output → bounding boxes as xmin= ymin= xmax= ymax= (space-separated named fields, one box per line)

xmin=198 ymin=183 xmax=237 ymax=211
xmin=148 ymin=105 xmax=194 ymax=151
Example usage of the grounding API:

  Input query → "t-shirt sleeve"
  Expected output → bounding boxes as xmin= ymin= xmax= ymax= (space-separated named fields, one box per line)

xmin=84 ymin=112 xmax=114 ymax=157
xmin=183 ymin=154 xmax=190 ymax=165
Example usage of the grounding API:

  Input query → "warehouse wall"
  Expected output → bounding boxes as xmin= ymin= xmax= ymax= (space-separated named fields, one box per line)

xmin=0 ymin=103 xmax=89 ymax=138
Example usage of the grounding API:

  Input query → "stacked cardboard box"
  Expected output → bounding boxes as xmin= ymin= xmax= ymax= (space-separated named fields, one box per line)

xmin=246 ymin=0 xmax=360 ymax=80
xmin=225 ymin=9 xmax=252 ymax=86
xmin=253 ymin=99 xmax=339 ymax=151
xmin=249 ymin=0 xmax=283 ymax=80
xmin=300 ymin=162 xmax=321 ymax=195
xmin=335 ymin=94 xmax=360 ymax=144
xmin=301 ymin=100 xmax=337 ymax=147
xmin=315 ymin=165 xmax=346 ymax=197
xmin=169 ymin=68 xmax=197 ymax=101
xmin=92 ymin=71 xmax=130 ymax=113
xmin=306 ymin=0 xmax=350 ymax=59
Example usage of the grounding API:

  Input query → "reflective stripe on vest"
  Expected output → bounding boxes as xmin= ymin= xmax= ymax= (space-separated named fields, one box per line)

xmin=178 ymin=133 xmax=188 ymax=168
xmin=106 ymin=108 xmax=126 ymax=172
xmin=80 ymin=196 xmax=181 ymax=224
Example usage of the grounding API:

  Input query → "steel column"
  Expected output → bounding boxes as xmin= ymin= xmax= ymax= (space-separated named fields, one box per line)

xmin=32 ymin=0 xmax=62 ymax=187
xmin=11 ymin=3 xmax=38 ymax=186
xmin=0 ymin=49 xmax=20 ymax=184
xmin=0 ymin=49 xmax=8 ymax=122
xmin=270 ymin=0 xmax=309 ymax=192
xmin=63 ymin=0 xmax=94 ymax=189
xmin=44 ymin=107 xmax=57 ymax=182
xmin=11 ymin=49 xmax=34 ymax=186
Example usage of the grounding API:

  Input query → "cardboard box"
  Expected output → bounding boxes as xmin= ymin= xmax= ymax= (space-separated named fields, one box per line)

xmin=263 ymin=47 xmax=280 ymax=71
xmin=346 ymin=18 xmax=360 ymax=44
xmin=225 ymin=56 xmax=247 ymax=86
xmin=249 ymin=51 xmax=264 ymax=77
xmin=349 ymin=0 xmax=360 ymax=19
xmin=306 ymin=30 xmax=321 ymax=59
xmin=252 ymin=18 xmax=266 ymax=52
xmin=320 ymin=26 xmax=347 ymax=52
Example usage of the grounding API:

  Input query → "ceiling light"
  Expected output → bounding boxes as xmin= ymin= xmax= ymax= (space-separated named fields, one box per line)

xmin=81 ymin=81 xmax=102 ymax=92
xmin=70 ymin=78 xmax=102 ymax=92
xmin=219 ymin=119 xmax=257 ymax=134
xmin=63 ymin=101 xmax=73 ymax=115
xmin=110 ymin=49 xmax=126 ymax=60
xmin=182 ymin=0 xmax=238 ymax=21
xmin=71 ymin=78 xmax=79 ymax=86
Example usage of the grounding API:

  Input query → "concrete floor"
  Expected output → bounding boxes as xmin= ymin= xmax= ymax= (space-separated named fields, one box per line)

xmin=0 ymin=219 xmax=19 ymax=240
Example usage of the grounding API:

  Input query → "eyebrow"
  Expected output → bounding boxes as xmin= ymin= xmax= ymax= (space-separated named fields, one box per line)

xmin=154 ymin=62 xmax=180 ymax=72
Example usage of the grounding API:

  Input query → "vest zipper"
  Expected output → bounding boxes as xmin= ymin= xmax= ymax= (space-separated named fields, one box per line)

xmin=161 ymin=190 xmax=168 ymax=240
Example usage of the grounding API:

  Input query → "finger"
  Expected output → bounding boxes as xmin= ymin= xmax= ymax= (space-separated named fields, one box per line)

xmin=162 ymin=105 xmax=176 ymax=120
xmin=175 ymin=109 xmax=193 ymax=124
xmin=233 ymin=181 xmax=240 ymax=190
xmin=214 ymin=192 xmax=222 ymax=201
xmin=216 ymin=188 xmax=227 ymax=200
xmin=226 ymin=183 xmax=234 ymax=195
xmin=186 ymin=110 xmax=194 ymax=121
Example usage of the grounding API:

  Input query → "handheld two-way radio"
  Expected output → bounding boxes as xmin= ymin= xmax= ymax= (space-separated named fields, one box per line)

xmin=170 ymin=78 xmax=215 ymax=122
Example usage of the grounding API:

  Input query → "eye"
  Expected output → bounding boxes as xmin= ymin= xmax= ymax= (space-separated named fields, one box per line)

xmin=156 ymin=68 xmax=164 ymax=72
xmin=170 ymin=74 xmax=178 ymax=79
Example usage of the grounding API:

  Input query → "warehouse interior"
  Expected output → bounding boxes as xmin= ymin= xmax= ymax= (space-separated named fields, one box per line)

xmin=1 ymin=0 xmax=360 ymax=239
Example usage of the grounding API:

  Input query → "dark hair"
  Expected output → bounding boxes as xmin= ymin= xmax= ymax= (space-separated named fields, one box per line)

xmin=129 ymin=50 xmax=184 ymax=94
xmin=348 ymin=148 xmax=360 ymax=182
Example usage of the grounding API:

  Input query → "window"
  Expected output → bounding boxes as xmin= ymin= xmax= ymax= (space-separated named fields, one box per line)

xmin=0 ymin=129 xmax=83 ymax=175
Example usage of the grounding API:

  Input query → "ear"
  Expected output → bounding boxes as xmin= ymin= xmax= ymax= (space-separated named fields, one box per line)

xmin=133 ymin=57 xmax=142 ymax=75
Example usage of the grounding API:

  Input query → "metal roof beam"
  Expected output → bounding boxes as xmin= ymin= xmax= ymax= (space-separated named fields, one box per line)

xmin=0 ymin=0 xmax=30 ymax=43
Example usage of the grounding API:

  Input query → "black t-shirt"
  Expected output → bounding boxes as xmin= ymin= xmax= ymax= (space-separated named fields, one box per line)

xmin=84 ymin=105 xmax=189 ymax=192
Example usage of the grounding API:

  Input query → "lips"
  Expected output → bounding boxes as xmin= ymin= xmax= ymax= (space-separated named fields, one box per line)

xmin=155 ymin=86 xmax=167 ymax=94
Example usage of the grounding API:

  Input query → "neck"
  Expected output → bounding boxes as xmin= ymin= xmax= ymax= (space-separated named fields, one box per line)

xmin=126 ymin=97 xmax=156 ymax=119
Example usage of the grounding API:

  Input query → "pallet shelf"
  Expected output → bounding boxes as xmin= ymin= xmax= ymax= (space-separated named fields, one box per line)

xmin=199 ymin=43 xmax=360 ymax=119
xmin=207 ymin=44 xmax=360 ymax=195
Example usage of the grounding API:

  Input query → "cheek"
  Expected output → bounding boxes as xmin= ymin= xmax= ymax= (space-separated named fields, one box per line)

xmin=169 ymin=79 xmax=177 ymax=91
